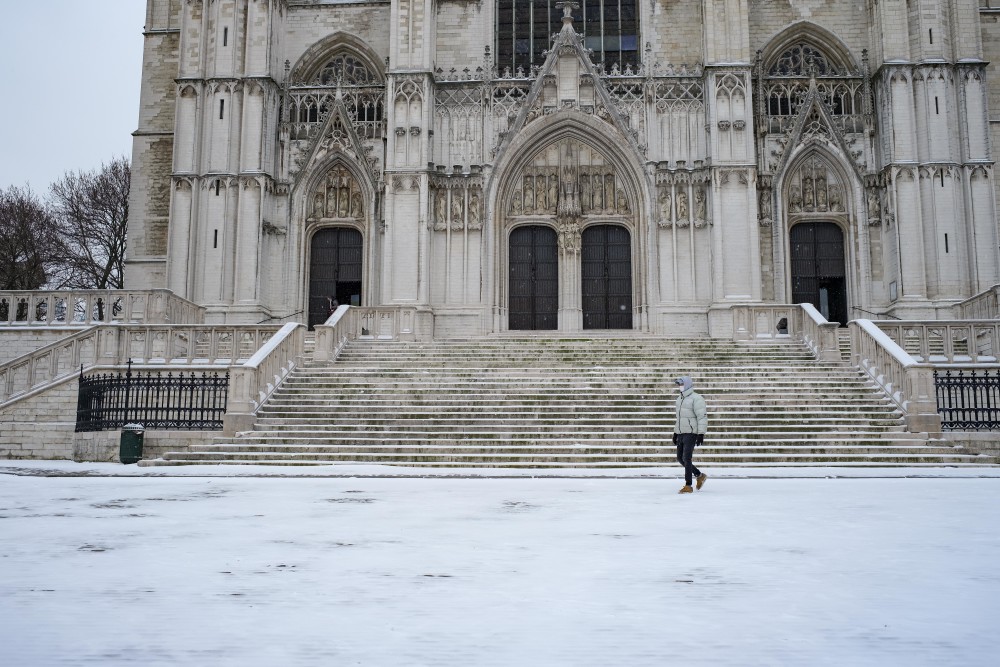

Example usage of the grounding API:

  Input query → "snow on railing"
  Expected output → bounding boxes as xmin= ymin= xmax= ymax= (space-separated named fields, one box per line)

xmin=731 ymin=303 xmax=840 ymax=361
xmin=850 ymin=319 xmax=941 ymax=433
xmin=0 ymin=289 xmax=205 ymax=327
xmin=873 ymin=321 xmax=1000 ymax=364
xmin=956 ymin=284 xmax=1000 ymax=320
xmin=313 ymin=305 xmax=422 ymax=362
xmin=223 ymin=322 xmax=304 ymax=435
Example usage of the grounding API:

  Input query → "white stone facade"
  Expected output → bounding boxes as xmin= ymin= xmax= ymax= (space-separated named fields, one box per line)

xmin=125 ymin=0 xmax=1000 ymax=336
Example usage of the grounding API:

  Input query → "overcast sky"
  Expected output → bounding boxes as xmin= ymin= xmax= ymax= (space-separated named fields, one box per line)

xmin=0 ymin=1 xmax=146 ymax=193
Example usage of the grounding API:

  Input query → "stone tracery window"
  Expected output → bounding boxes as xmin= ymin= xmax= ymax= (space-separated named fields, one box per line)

xmin=495 ymin=0 xmax=639 ymax=74
xmin=289 ymin=48 xmax=385 ymax=141
xmin=315 ymin=53 xmax=380 ymax=86
xmin=768 ymin=43 xmax=844 ymax=77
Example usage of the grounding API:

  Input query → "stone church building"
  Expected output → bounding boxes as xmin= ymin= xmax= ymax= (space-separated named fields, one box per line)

xmin=126 ymin=0 xmax=1000 ymax=337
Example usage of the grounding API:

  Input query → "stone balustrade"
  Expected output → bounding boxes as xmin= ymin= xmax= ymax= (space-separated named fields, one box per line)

xmin=956 ymin=285 xmax=1000 ymax=320
xmin=0 ymin=289 xmax=205 ymax=327
xmin=731 ymin=303 xmax=840 ymax=361
xmin=874 ymin=321 xmax=1000 ymax=363
xmin=223 ymin=322 xmax=304 ymax=436
xmin=850 ymin=319 xmax=942 ymax=433
xmin=0 ymin=324 xmax=284 ymax=407
xmin=314 ymin=305 xmax=426 ymax=362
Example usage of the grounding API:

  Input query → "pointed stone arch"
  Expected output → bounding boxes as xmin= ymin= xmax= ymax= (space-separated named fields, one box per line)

xmin=288 ymin=32 xmax=385 ymax=85
xmin=776 ymin=144 xmax=869 ymax=319
xmin=486 ymin=114 xmax=651 ymax=333
xmin=760 ymin=22 xmax=859 ymax=76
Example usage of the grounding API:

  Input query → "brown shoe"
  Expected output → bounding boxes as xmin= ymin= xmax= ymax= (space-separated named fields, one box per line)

xmin=696 ymin=473 xmax=708 ymax=490
xmin=678 ymin=485 xmax=693 ymax=494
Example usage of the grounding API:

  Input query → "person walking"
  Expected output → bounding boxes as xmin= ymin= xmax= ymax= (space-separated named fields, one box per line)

xmin=672 ymin=375 xmax=708 ymax=494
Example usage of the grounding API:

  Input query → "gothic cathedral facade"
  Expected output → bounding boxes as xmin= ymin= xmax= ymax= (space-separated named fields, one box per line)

xmin=127 ymin=0 xmax=1000 ymax=336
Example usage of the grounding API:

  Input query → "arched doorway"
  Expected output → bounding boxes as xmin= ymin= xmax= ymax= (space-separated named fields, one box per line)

xmin=509 ymin=225 xmax=558 ymax=330
xmin=582 ymin=224 xmax=633 ymax=329
xmin=308 ymin=228 xmax=363 ymax=329
xmin=790 ymin=222 xmax=847 ymax=325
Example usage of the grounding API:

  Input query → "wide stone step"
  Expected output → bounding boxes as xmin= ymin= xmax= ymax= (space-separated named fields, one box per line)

xmin=252 ymin=416 xmax=906 ymax=427
xmin=186 ymin=443 xmax=952 ymax=456
xmin=160 ymin=451 xmax=980 ymax=466
xmin=149 ymin=334 xmax=999 ymax=468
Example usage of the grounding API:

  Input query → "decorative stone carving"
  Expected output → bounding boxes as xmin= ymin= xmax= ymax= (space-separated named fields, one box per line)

xmin=434 ymin=194 xmax=447 ymax=231
xmin=694 ymin=189 xmax=707 ymax=227
xmin=468 ymin=193 xmax=482 ymax=231
xmin=309 ymin=166 xmax=364 ymax=220
xmin=786 ymin=156 xmax=845 ymax=218
xmin=658 ymin=190 xmax=672 ymax=228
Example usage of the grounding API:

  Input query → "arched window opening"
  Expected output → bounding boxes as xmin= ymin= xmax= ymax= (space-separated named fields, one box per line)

xmin=768 ymin=43 xmax=845 ymax=77
xmin=495 ymin=1 xmax=639 ymax=75
xmin=288 ymin=46 xmax=386 ymax=141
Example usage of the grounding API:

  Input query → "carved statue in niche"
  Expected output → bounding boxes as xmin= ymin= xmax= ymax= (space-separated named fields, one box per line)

xmin=435 ymin=193 xmax=448 ymax=230
xmin=580 ymin=173 xmax=592 ymax=212
xmin=659 ymin=190 xmax=672 ymax=224
xmin=313 ymin=193 xmax=324 ymax=218
xmin=468 ymin=193 xmax=482 ymax=230
xmin=548 ymin=174 xmax=559 ymax=213
xmin=451 ymin=192 xmax=465 ymax=230
xmin=759 ymin=191 xmax=773 ymax=220
xmin=351 ymin=193 xmax=363 ymax=218
xmin=510 ymin=190 xmax=522 ymax=215
xmin=829 ymin=186 xmax=844 ymax=213
xmin=789 ymin=186 xmax=802 ymax=213
xmin=559 ymin=220 xmax=581 ymax=252
xmin=802 ymin=177 xmax=814 ymax=212
xmin=592 ymin=173 xmax=604 ymax=210
xmin=326 ymin=184 xmax=338 ymax=216
xmin=536 ymin=175 xmax=547 ymax=211
xmin=677 ymin=191 xmax=689 ymax=220
xmin=339 ymin=185 xmax=350 ymax=217
xmin=616 ymin=190 xmax=629 ymax=214
xmin=867 ymin=190 xmax=880 ymax=219
xmin=694 ymin=189 xmax=706 ymax=222
xmin=523 ymin=176 xmax=535 ymax=212
xmin=603 ymin=175 xmax=615 ymax=214
xmin=816 ymin=176 xmax=828 ymax=211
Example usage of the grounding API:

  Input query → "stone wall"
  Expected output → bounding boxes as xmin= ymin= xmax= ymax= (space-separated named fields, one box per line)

xmin=73 ymin=430 xmax=216 ymax=463
xmin=0 ymin=329 xmax=84 ymax=365
xmin=982 ymin=8 xmax=1000 ymax=233
xmin=0 ymin=378 xmax=78 ymax=460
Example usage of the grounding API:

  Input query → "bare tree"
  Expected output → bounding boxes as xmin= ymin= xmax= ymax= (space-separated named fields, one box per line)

xmin=49 ymin=156 xmax=130 ymax=290
xmin=0 ymin=184 xmax=61 ymax=291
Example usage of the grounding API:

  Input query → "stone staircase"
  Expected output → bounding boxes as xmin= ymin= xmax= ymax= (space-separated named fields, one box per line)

xmin=149 ymin=335 xmax=989 ymax=468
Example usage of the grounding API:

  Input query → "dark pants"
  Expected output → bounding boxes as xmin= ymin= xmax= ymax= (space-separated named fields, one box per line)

xmin=675 ymin=433 xmax=702 ymax=486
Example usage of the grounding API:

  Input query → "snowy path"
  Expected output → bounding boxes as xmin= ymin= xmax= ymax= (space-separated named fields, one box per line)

xmin=1 ymin=473 xmax=998 ymax=666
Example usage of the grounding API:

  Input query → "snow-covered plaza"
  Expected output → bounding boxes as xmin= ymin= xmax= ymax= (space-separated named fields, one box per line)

xmin=1 ymin=463 xmax=998 ymax=666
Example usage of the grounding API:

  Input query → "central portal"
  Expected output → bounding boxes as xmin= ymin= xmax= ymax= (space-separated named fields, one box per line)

xmin=308 ymin=227 xmax=363 ymax=329
xmin=582 ymin=224 xmax=633 ymax=329
xmin=508 ymin=225 xmax=558 ymax=330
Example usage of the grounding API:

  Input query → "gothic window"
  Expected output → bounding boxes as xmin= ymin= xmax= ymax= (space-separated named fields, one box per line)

xmin=315 ymin=53 xmax=379 ymax=86
xmin=768 ymin=43 xmax=844 ymax=77
xmin=495 ymin=0 xmax=639 ymax=74
xmin=289 ymin=48 xmax=386 ymax=140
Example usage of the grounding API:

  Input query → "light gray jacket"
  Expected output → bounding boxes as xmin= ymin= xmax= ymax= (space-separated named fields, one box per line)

xmin=674 ymin=388 xmax=708 ymax=435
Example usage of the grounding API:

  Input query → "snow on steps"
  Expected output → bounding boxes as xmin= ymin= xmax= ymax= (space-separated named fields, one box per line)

xmin=144 ymin=335 xmax=995 ymax=468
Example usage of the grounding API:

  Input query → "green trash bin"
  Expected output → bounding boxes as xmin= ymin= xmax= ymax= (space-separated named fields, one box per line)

xmin=120 ymin=423 xmax=145 ymax=464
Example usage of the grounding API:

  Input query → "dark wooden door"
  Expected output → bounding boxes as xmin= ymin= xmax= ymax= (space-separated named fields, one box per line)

xmin=582 ymin=224 xmax=633 ymax=329
xmin=309 ymin=228 xmax=363 ymax=329
xmin=508 ymin=225 xmax=558 ymax=330
xmin=790 ymin=222 xmax=847 ymax=325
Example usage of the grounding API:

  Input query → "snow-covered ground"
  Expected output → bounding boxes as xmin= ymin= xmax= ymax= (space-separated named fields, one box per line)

xmin=1 ymin=463 xmax=998 ymax=666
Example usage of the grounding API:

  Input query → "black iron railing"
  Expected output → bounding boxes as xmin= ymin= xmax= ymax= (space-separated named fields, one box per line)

xmin=934 ymin=368 xmax=1000 ymax=431
xmin=76 ymin=362 xmax=229 ymax=432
